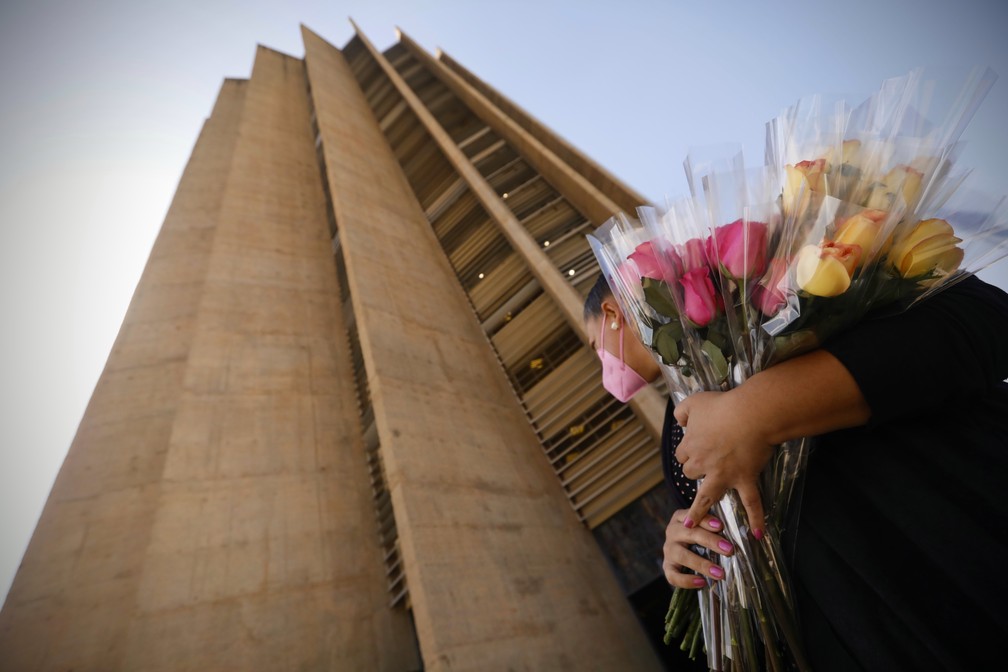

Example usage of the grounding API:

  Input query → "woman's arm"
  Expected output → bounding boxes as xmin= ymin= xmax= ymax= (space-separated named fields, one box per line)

xmin=673 ymin=349 xmax=869 ymax=536
xmin=822 ymin=275 xmax=1008 ymax=424
xmin=675 ymin=275 xmax=1008 ymax=536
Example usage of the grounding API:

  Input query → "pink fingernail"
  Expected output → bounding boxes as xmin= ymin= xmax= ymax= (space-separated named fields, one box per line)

xmin=709 ymin=566 xmax=724 ymax=579
xmin=753 ymin=528 xmax=764 ymax=541
xmin=708 ymin=518 xmax=722 ymax=530
xmin=718 ymin=540 xmax=733 ymax=553
xmin=683 ymin=517 xmax=695 ymax=529
xmin=692 ymin=577 xmax=706 ymax=587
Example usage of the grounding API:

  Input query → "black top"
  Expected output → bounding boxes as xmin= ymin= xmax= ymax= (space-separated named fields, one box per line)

xmin=659 ymin=275 xmax=1008 ymax=670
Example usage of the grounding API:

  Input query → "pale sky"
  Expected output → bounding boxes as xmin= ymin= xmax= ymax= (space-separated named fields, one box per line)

xmin=2 ymin=0 xmax=1007 ymax=604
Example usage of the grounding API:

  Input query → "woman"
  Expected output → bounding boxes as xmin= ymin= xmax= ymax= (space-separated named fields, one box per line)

xmin=584 ymin=272 xmax=1008 ymax=670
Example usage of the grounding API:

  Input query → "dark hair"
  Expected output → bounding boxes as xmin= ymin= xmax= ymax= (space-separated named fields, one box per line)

xmin=583 ymin=273 xmax=613 ymax=322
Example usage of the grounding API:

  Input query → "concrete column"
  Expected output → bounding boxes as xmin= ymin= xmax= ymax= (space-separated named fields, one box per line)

xmin=397 ymin=30 xmax=625 ymax=229
xmin=112 ymin=46 xmax=414 ymax=671
xmin=0 ymin=79 xmax=246 ymax=669
xmin=302 ymin=26 xmax=661 ymax=671
xmin=436 ymin=50 xmax=649 ymax=216
xmin=1 ymin=45 xmax=415 ymax=671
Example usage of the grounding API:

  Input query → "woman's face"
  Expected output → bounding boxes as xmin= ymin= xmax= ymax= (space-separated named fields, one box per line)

xmin=586 ymin=297 xmax=661 ymax=384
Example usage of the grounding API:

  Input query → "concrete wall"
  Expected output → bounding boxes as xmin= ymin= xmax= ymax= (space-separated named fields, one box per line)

xmin=1 ymin=46 xmax=414 ymax=671
xmin=303 ymin=27 xmax=660 ymax=671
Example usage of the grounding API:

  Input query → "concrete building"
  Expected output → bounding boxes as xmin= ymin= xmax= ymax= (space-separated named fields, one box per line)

xmin=0 ymin=25 xmax=679 ymax=671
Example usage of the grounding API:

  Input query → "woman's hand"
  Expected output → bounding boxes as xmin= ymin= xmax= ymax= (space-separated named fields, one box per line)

xmin=673 ymin=389 xmax=775 ymax=541
xmin=663 ymin=509 xmax=735 ymax=588
xmin=667 ymin=350 xmax=871 ymax=541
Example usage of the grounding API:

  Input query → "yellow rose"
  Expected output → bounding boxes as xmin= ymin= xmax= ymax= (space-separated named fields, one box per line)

xmin=888 ymin=218 xmax=964 ymax=278
xmin=834 ymin=209 xmax=890 ymax=261
xmin=783 ymin=165 xmax=807 ymax=215
xmin=823 ymin=139 xmax=862 ymax=168
xmin=783 ymin=158 xmax=828 ymax=215
xmin=839 ymin=139 xmax=862 ymax=164
xmin=894 ymin=166 xmax=924 ymax=207
xmin=865 ymin=165 xmax=924 ymax=211
xmin=796 ymin=158 xmax=828 ymax=191
xmin=796 ymin=241 xmax=861 ymax=297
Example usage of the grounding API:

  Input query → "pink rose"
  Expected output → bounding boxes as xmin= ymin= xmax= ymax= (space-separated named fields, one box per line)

xmin=628 ymin=240 xmax=681 ymax=284
xmin=680 ymin=268 xmax=718 ymax=327
xmin=751 ymin=257 xmax=789 ymax=316
xmin=706 ymin=219 xmax=769 ymax=279
xmin=613 ymin=262 xmax=642 ymax=296
xmin=680 ymin=237 xmax=709 ymax=272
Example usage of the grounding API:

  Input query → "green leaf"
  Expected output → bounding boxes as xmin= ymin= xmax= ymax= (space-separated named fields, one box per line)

xmin=642 ymin=277 xmax=678 ymax=318
xmin=770 ymin=330 xmax=819 ymax=363
xmin=701 ymin=340 xmax=730 ymax=382
xmin=652 ymin=322 xmax=682 ymax=365
xmin=706 ymin=316 xmax=730 ymax=350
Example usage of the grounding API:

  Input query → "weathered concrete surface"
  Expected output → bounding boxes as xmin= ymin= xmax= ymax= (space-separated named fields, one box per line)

xmin=303 ymin=27 xmax=661 ymax=671
xmin=1 ymin=47 xmax=415 ymax=671
xmin=116 ymin=46 xmax=416 ymax=672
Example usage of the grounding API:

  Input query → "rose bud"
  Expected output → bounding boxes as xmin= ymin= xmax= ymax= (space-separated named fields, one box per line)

xmin=888 ymin=218 xmax=964 ymax=278
xmin=783 ymin=159 xmax=827 ymax=214
xmin=783 ymin=165 xmax=808 ymax=215
xmin=628 ymin=240 xmax=681 ymax=284
xmin=885 ymin=165 xmax=924 ymax=209
xmin=795 ymin=241 xmax=861 ymax=297
xmin=795 ymin=158 xmax=828 ymax=191
xmin=614 ymin=262 xmax=644 ymax=301
xmin=865 ymin=164 xmax=924 ymax=211
xmin=834 ymin=209 xmax=890 ymax=262
xmin=838 ymin=139 xmax=861 ymax=165
xmin=824 ymin=140 xmax=863 ymax=198
xmin=706 ymin=219 xmax=769 ymax=279
xmin=679 ymin=267 xmax=719 ymax=327
xmin=680 ymin=237 xmax=709 ymax=273
xmin=751 ymin=257 xmax=790 ymax=316
xmin=823 ymin=139 xmax=862 ymax=169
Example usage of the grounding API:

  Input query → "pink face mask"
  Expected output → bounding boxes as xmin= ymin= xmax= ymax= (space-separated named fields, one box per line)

xmin=596 ymin=319 xmax=648 ymax=403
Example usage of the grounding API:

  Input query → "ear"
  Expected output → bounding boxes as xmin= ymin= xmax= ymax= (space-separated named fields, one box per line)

xmin=600 ymin=297 xmax=622 ymax=326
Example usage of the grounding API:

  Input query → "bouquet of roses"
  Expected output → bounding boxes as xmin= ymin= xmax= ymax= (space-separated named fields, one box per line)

xmin=590 ymin=170 xmax=813 ymax=670
xmin=761 ymin=69 xmax=1008 ymax=357
xmin=588 ymin=68 xmax=1008 ymax=670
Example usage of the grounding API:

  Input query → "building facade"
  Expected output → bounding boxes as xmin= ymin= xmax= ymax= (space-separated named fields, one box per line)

xmin=0 ymin=25 xmax=678 ymax=671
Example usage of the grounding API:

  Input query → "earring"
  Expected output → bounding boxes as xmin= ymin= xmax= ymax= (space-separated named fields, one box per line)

xmin=610 ymin=321 xmax=619 ymax=330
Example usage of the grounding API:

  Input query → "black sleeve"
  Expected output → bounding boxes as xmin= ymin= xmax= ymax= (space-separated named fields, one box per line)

xmin=821 ymin=274 xmax=1008 ymax=425
xmin=661 ymin=398 xmax=696 ymax=510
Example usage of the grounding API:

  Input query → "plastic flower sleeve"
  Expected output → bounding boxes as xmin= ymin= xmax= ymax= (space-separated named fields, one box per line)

xmin=635 ymin=180 xmax=812 ymax=670
xmin=683 ymin=143 xmax=745 ymax=206
xmin=586 ymin=212 xmax=652 ymax=343
xmin=589 ymin=67 xmax=1008 ymax=671
xmin=633 ymin=205 xmax=715 ymax=388
xmin=903 ymin=180 xmax=1008 ymax=308
xmin=698 ymin=167 xmax=781 ymax=377
xmin=587 ymin=212 xmax=708 ymax=403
